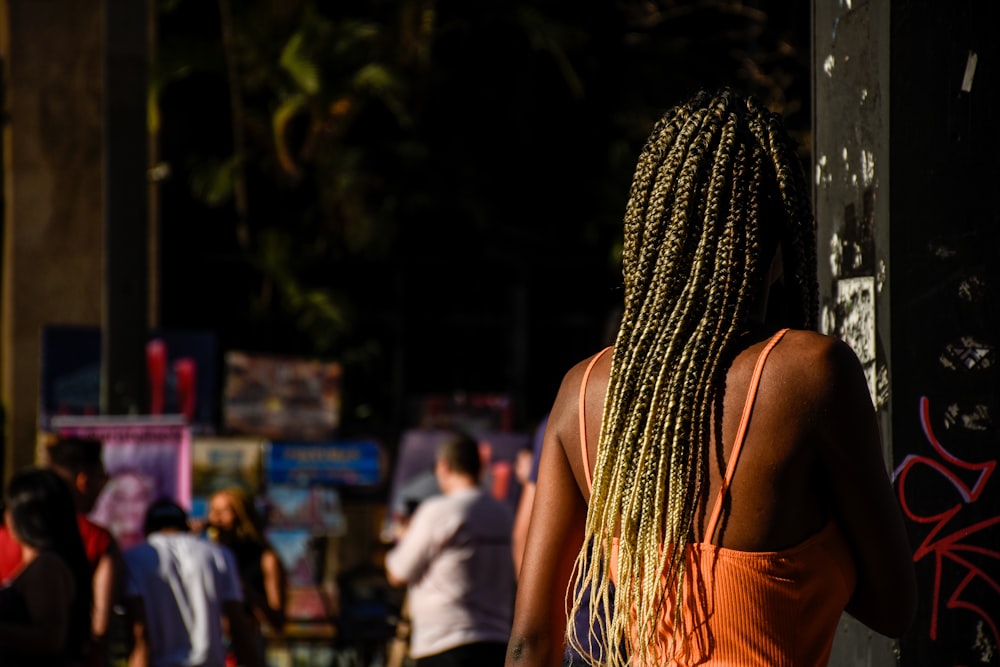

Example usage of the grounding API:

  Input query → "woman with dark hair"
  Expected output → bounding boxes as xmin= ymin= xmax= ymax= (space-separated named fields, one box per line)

xmin=0 ymin=466 xmax=93 ymax=666
xmin=506 ymin=88 xmax=916 ymax=667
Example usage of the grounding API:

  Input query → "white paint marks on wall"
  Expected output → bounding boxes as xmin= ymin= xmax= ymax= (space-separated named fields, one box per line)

xmin=958 ymin=274 xmax=985 ymax=303
xmin=961 ymin=51 xmax=978 ymax=93
xmin=829 ymin=231 xmax=843 ymax=277
xmin=824 ymin=54 xmax=836 ymax=77
xmin=939 ymin=336 xmax=996 ymax=371
xmin=943 ymin=403 xmax=992 ymax=431
xmin=851 ymin=240 xmax=864 ymax=270
xmin=861 ymin=149 xmax=875 ymax=187
xmin=815 ymin=154 xmax=831 ymax=187
xmin=932 ymin=242 xmax=957 ymax=259
xmin=841 ymin=147 xmax=854 ymax=185
xmin=973 ymin=620 xmax=995 ymax=663
xmin=860 ymin=88 xmax=869 ymax=104
xmin=875 ymin=363 xmax=889 ymax=411
xmin=876 ymin=259 xmax=886 ymax=293
xmin=821 ymin=304 xmax=836 ymax=337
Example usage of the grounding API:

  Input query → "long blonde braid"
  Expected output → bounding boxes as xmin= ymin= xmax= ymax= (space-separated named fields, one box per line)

xmin=566 ymin=88 xmax=816 ymax=667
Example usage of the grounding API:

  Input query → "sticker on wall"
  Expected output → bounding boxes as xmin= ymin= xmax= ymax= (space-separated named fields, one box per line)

xmin=835 ymin=276 xmax=876 ymax=364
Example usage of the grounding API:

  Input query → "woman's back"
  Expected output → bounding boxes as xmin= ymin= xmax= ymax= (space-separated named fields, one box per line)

xmin=574 ymin=328 xmax=838 ymax=548
xmin=571 ymin=328 xmax=859 ymax=664
xmin=554 ymin=330 xmax=916 ymax=664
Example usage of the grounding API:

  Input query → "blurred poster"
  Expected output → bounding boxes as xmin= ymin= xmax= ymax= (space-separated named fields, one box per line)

xmin=39 ymin=325 xmax=218 ymax=432
xmin=267 ymin=527 xmax=334 ymax=623
xmin=51 ymin=415 xmax=191 ymax=552
xmin=223 ymin=352 xmax=342 ymax=440
xmin=265 ymin=440 xmax=382 ymax=488
xmin=39 ymin=325 xmax=101 ymax=420
xmin=189 ymin=436 xmax=265 ymax=520
xmin=266 ymin=484 xmax=346 ymax=536
xmin=416 ymin=393 xmax=513 ymax=433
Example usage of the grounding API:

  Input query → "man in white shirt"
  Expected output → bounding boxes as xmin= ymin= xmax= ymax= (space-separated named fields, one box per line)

xmin=385 ymin=432 xmax=515 ymax=667
xmin=122 ymin=498 xmax=263 ymax=667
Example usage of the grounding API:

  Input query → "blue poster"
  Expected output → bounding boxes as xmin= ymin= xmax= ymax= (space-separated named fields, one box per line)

xmin=265 ymin=440 xmax=382 ymax=487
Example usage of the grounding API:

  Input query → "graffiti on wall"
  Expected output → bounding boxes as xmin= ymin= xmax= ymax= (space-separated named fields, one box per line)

xmin=892 ymin=396 xmax=999 ymax=662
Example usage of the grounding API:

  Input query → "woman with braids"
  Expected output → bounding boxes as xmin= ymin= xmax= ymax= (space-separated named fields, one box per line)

xmin=505 ymin=88 xmax=916 ymax=667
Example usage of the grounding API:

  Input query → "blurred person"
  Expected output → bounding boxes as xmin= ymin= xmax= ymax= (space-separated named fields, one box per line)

xmin=511 ymin=416 xmax=546 ymax=577
xmin=206 ymin=487 xmax=287 ymax=636
xmin=0 ymin=466 xmax=94 ymax=666
xmin=0 ymin=436 xmax=122 ymax=667
xmin=385 ymin=431 xmax=515 ymax=667
xmin=122 ymin=498 xmax=263 ymax=667
xmin=506 ymin=88 xmax=916 ymax=667
xmin=511 ymin=414 xmax=618 ymax=667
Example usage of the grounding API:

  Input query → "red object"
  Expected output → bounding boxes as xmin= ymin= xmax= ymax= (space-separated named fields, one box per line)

xmin=147 ymin=339 xmax=167 ymax=414
xmin=174 ymin=357 xmax=197 ymax=419
xmin=0 ymin=514 xmax=112 ymax=581
xmin=491 ymin=461 xmax=512 ymax=501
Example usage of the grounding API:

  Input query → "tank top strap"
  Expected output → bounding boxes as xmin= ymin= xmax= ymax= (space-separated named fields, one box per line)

xmin=579 ymin=346 xmax=614 ymax=492
xmin=704 ymin=328 xmax=790 ymax=541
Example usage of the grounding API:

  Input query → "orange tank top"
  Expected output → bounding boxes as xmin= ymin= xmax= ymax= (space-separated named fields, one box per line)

xmin=578 ymin=329 xmax=856 ymax=666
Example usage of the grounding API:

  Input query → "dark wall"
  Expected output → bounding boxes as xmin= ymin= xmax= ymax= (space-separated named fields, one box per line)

xmin=889 ymin=2 xmax=1000 ymax=664
xmin=815 ymin=1 xmax=999 ymax=665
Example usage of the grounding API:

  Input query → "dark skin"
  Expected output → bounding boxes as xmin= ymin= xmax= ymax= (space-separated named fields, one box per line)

xmin=507 ymin=277 xmax=917 ymax=667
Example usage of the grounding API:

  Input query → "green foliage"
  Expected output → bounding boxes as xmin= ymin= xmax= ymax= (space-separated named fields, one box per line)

xmin=155 ymin=0 xmax=810 ymax=426
xmin=189 ymin=155 xmax=240 ymax=207
xmin=279 ymin=32 xmax=320 ymax=95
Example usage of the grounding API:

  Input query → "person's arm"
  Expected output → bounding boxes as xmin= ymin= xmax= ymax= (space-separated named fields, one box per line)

xmin=511 ymin=481 xmax=537 ymax=578
xmin=91 ymin=537 xmax=125 ymax=661
xmin=124 ymin=595 xmax=150 ymax=667
xmin=224 ymin=599 xmax=266 ymax=667
xmin=246 ymin=547 xmax=287 ymax=633
xmin=507 ymin=371 xmax=589 ymax=667
xmin=384 ymin=500 xmax=441 ymax=587
xmin=811 ymin=336 xmax=917 ymax=637
xmin=514 ymin=419 xmax=547 ymax=578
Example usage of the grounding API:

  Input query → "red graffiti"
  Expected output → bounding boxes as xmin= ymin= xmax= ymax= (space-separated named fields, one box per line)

xmin=892 ymin=396 xmax=1000 ymax=647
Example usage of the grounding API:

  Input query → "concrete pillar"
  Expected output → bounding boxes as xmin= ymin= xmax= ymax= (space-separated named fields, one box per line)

xmin=1 ymin=0 xmax=105 ymax=478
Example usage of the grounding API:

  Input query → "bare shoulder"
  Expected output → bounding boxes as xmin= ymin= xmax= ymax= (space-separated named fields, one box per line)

xmin=549 ymin=348 xmax=611 ymax=444
xmin=766 ymin=329 xmax=876 ymax=446
xmin=559 ymin=348 xmax=612 ymax=389
xmin=772 ymin=329 xmax=868 ymax=397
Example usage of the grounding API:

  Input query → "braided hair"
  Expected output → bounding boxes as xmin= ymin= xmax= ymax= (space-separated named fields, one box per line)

xmin=566 ymin=88 xmax=816 ymax=666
